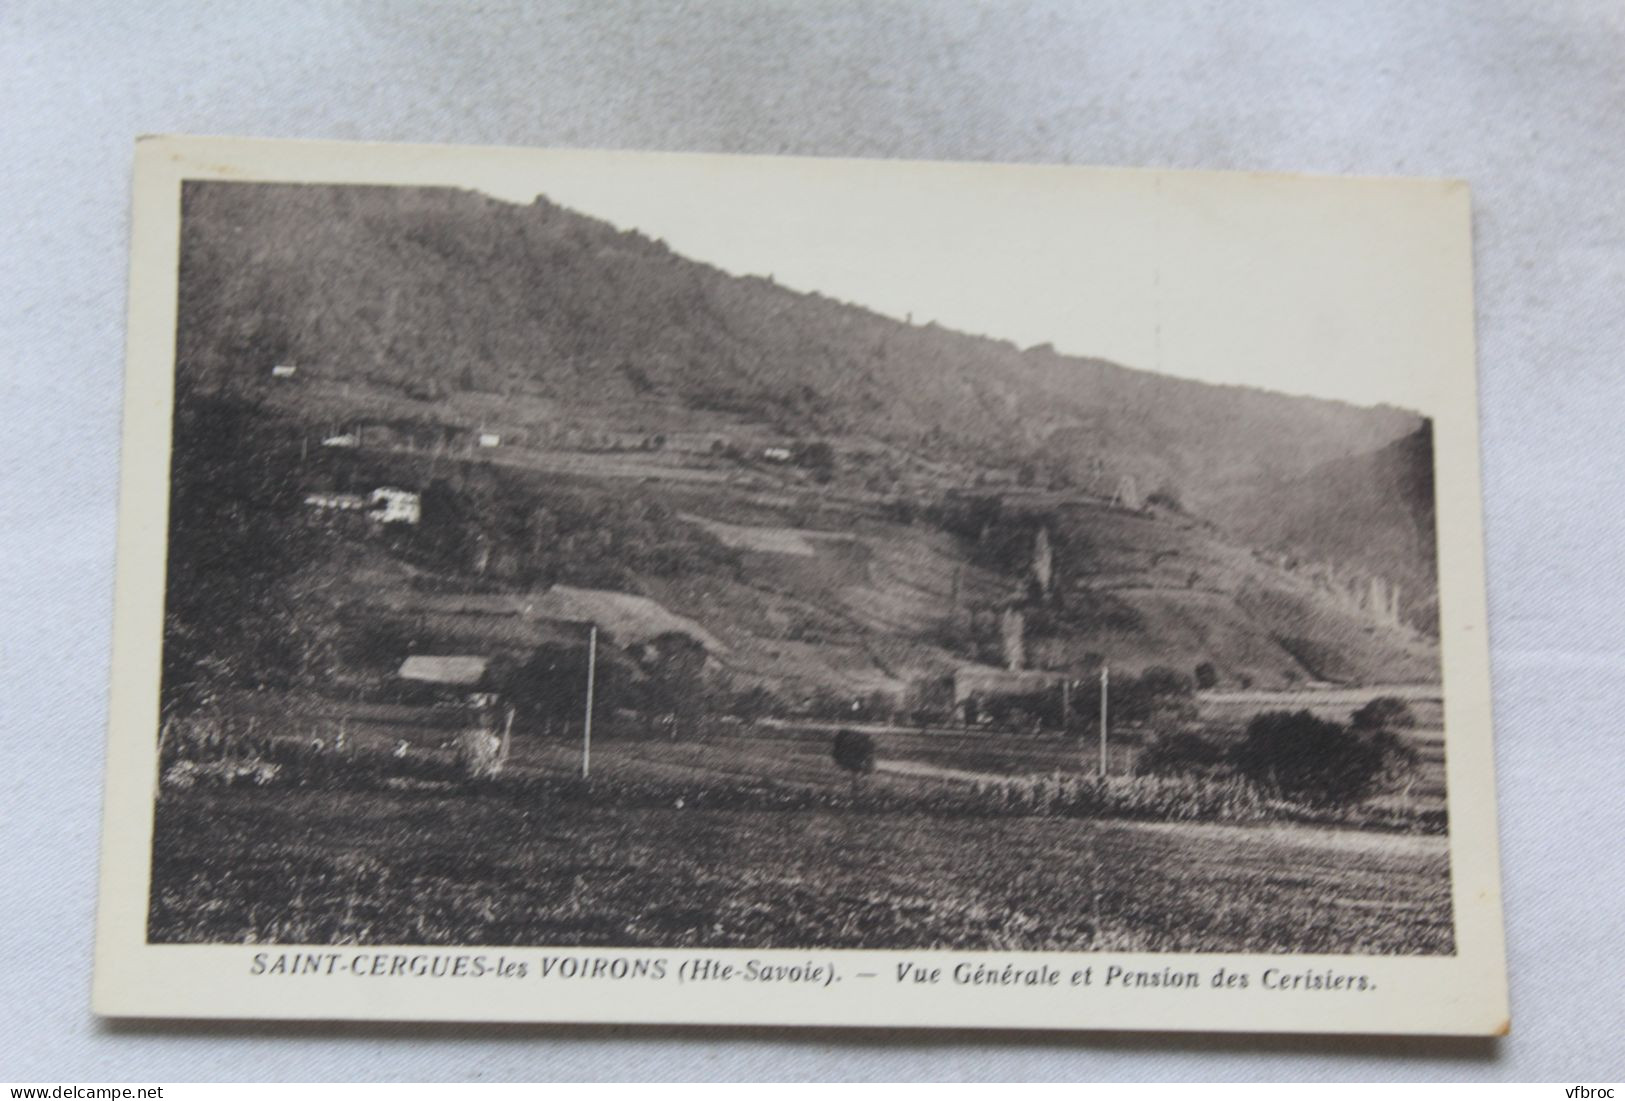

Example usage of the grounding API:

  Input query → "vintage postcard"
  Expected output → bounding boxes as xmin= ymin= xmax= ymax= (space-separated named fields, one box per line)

xmin=94 ymin=135 xmax=1507 ymax=1034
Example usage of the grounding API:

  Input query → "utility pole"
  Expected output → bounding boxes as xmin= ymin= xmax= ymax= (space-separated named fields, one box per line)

xmin=1060 ymin=677 xmax=1072 ymax=735
xmin=1098 ymin=663 xmax=1110 ymax=777
xmin=581 ymin=623 xmax=598 ymax=779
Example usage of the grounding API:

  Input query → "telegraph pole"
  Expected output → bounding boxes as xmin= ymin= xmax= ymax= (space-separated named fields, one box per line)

xmin=1098 ymin=663 xmax=1110 ymax=777
xmin=582 ymin=624 xmax=598 ymax=779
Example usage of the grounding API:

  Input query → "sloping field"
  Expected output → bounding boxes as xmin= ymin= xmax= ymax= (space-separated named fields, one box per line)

xmin=831 ymin=526 xmax=1004 ymax=638
xmin=327 ymin=583 xmax=716 ymax=686
xmin=646 ymin=483 xmax=1440 ymax=697
xmin=290 ymin=449 xmax=1439 ymax=710
xmin=732 ymin=638 xmax=911 ymax=697
xmin=364 ymin=583 xmax=725 ymax=653
xmin=1033 ymin=588 xmax=1307 ymax=686
xmin=1233 ymin=580 xmax=1439 ymax=685
xmin=1040 ymin=500 xmax=1439 ymax=687
xmin=639 ymin=519 xmax=988 ymax=696
xmin=531 ymin=585 xmax=727 ymax=652
xmin=678 ymin=513 xmax=821 ymax=556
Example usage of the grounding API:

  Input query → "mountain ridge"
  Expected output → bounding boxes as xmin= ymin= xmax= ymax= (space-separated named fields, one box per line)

xmin=175 ymin=180 xmax=1437 ymax=623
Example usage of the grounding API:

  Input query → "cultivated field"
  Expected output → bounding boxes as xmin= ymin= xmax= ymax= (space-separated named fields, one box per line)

xmin=215 ymin=682 xmax=1449 ymax=812
xmin=149 ymin=686 xmax=1454 ymax=954
xmin=149 ymin=784 xmax=1452 ymax=953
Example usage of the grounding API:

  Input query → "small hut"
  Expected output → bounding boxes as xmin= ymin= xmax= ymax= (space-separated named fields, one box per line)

xmin=397 ymin=655 xmax=499 ymax=710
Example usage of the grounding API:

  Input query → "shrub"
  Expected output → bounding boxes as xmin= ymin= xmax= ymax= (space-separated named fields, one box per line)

xmin=1351 ymin=696 xmax=1417 ymax=731
xmin=832 ymin=729 xmax=876 ymax=778
xmin=972 ymin=773 xmax=1267 ymax=823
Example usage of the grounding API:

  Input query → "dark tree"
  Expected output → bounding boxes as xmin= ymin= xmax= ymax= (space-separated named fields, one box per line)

xmin=794 ymin=440 xmax=836 ymax=483
xmin=417 ymin=477 xmax=472 ymax=569
xmin=161 ymin=391 xmax=337 ymax=713
xmin=503 ymin=641 xmax=624 ymax=725
xmin=832 ymin=728 xmax=876 ymax=781
xmin=638 ymin=631 xmax=708 ymax=738
xmin=1194 ymin=661 xmax=1219 ymax=690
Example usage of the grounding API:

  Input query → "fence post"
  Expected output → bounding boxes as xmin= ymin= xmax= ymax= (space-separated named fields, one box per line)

xmin=1098 ymin=663 xmax=1110 ymax=777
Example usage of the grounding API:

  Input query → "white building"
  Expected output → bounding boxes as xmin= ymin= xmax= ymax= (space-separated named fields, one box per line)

xmin=369 ymin=487 xmax=421 ymax=525
xmin=304 ymin=492 xmax=367 ymax=512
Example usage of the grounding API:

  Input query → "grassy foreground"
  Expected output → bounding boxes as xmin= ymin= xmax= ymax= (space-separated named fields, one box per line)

xmin=149 ymin=785 xmax=1453 ymax=954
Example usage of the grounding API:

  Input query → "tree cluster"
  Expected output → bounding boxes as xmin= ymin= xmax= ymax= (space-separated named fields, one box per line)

xmin=1230 ymin=708 xmax=1420 ymax=807
xmin=411 ymin=463 xmax=742 ymax=588
xmin=162 ymin=391 xmax=341 ymax=713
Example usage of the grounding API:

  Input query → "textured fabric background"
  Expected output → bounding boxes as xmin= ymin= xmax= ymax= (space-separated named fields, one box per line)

xmin=3 ymin=0 xmax=1621 ymax=1082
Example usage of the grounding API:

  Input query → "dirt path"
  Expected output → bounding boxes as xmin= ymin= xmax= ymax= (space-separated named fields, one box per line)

xmin=875 ymin=758 xmax=1446 ymax=858
xmin=1122 ymin=818 xmax=1448 ymax=859
xmin=874 ymin=759 xmax=998 ymax=784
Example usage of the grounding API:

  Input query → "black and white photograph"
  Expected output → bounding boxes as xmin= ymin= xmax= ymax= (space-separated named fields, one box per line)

xmin=147 ymin=154 xmax=1456 ymax=957
xmin=91 ymin=136 xmax=1504 ymax=1033
xmin=18 ymin=0 xmax=1625 ymax=1083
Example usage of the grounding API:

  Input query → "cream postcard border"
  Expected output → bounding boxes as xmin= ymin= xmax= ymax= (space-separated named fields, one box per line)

xmin=93 ymin=135 xmax=1508 ymax=1035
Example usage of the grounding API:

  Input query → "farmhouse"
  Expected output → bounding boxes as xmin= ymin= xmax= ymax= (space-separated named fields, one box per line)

xmin=397 ymin=654 xmax=500 ymax=709
xmin=368 ymin=487 xmax=420 ymax=524
xmin=270 ymin=364 xmax=297 ymax=378
xmin=951 ymin=665 xmax=1069 ymax=725
xmin=305 ymin=491 xmax=368 ymax=512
